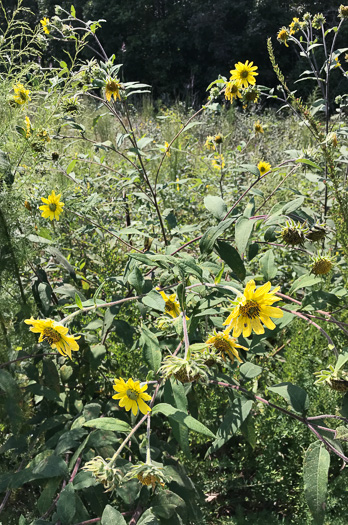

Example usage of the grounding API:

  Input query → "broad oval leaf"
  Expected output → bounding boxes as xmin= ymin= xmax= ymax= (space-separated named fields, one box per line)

xmin=83 ymin=418 xmax=131 ymax=432
xmin=268 ymin=382 xmax=309 ymax=414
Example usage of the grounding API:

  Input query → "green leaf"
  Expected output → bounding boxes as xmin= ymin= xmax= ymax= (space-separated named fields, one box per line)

xmin=75 ymin=293 xmax=83 ymax=309
xmin=215 ymin=240 xmax=246 ymax=280
xmin=303 ymin=441 xmax=330 ymax=525
xmin=56 ymin=483 xmax=76 ymax=524
xmin=289 ymin=274 xmax=322 ymax=295
xmin=335 ymin=426 xmax=348 ymax=441
xmin=37 ymin=477 xmax=61 ymax=515
xmin=268 ymin=382 xmax=309 ymax=414
xmin=83 ymin=418 xmax=131 ymax=432
xmin=128 ymin=266 xmax=145 ymax=294
xmin=152 ymin=403 xmax=215 ymax=438
xmin=240 ymin=362 xmax=262 ymax=380
xmin=334 ymin=350 xmax=348 ymax=374
xmin=235 ymin=216 xmax=254 ymax=255
xmin=239 ymin=163 xmax=260 ymax=177
xmin=142 ymin=290 xmax=165 ymax=312
xmin=137 ymin=509 xmax=160 ymax=524
xmin=101 ymin=505 xmax=127 ymax=525
xmin=199 ymin=218 xmax=235 ymax=255
xmin=296 ymin=158 xmax=323 ymax=171
xmin=281 ymin=196 xmax=305 ymax=215
xmin=260 ymin=250 xmax=277 ymax=280
xmin=66 ymin=159 xmax=76 ymax=174
xmin=204 ymin=195 xmax=227 ymax=220
xmin=152 ymin=490 xmax=186 ymax=520
xmin=140 ymin=326 xmax=162 ymax=372
xmin=70 ymin=5 xmax=76 ymax=17
xmin=207 ymin=397 xmax=253 ymax=455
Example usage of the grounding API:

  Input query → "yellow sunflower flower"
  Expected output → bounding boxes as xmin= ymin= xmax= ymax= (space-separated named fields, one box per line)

xmin=205 ymin=136 xmax=216 ymax=150
xmin=112 ymin=378 xmax=151 ymax=416
xmin=277 ymin=27 xmax=290 ymax=47
xmin=25 ymin=116 xmax=31 ymax=137
xmin=13 ymin=83 xmax=31 ymax=105
xmin=230 ymin=60 xmax=258 ymax=89
xmin=254 ymin=120 xmax=264 ymax=134
xmin=257 ymin=160 xmax=271 ymax=176
xmin=40 ymin=17 xmax=50 ymax=35
xmin=212 ymin=153 xmax=225 ymax=170
xmin=105 ymin=78 xmax=121 ymax=102
xmin=164 ymin=141 xmax=171 ymax=156
xmin=223 ymin=280 xmax=283 ymax=338
xmin=39 ymin=190 xmax=64 ymax=221
xmin=225 ymin=81 xmax=242 ymax=102
xmin=205 ymin=329 xmax=247 ymax=363
xmin=24 ymin=317 xmax=80 ymax=359
xmin=158 ymin=289 xmax=181 ymax=318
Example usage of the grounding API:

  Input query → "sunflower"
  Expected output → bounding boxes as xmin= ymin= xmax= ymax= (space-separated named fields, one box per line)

xmin=205 ymin=329 xmax=247 ymax=363
xmin=112 ymin=378 xmax=151 ymax=416
xmin=212 ymin=153 xmax=225 ymax=170
xmin=225 ymin=81 xmax=242 ymax=102
xmin=289 ymin=17 xmax=301 ymax=35
xmin=230 ymin=60 xmax=258 ymax=89
xmin=13 ymin=83 xmax=31 ymax=105
xmin=257 ymin=160 xmax=271 ymax=176
xmin=40 ymin=17 xmax=50 ymax=35
xmin=311 ymin=256 xmax=334 ymax=276
xmin=39 ymin=190 xmax=64 ymax=221
xmin=25 ymin=116 xmax=32 ymax=137
xmin=205 ymin=136 xmax=216 ymax=150
xmin=158 ymin=289 xmax=182 ymax=318
xmin=254 ymin=120 xmax=264 ymax=134
xmin=277 ymin=27 xmax=290 ymax=47
xmin=164 ymin=141 xmax=171 ymax=156
xmin=24 ymin=317 xmax=80 ymax=359
xmin=105 ymin=78 xmax=121 ymax=102
xmin=223 ymin=280 xmax=283 ymax=338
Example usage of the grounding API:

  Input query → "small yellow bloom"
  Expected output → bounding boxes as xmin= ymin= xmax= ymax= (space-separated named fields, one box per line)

xmin=225 ymin=81 xmax=242 ymax=102
xmin=289 ymin=17 xmax=301 ymax=35
xmin=257 ymin=160 xmax=271 ymax=175
xmin=230 ymin=60 xmax=258 ymax=89
xmin=277 ymin=27 xmax=289 ymax=47
xmin=205 ymin=330 xmax=247 ymax=364
xmin=13 ymin=83 xmax=31 ymax=105
xmin=24 ymin=318 xmax=79 ymax=359
xmin=40 ymin=17 xmax=50 ymax=35
xmin=223 ymin=280 xmax=283 ymax=338
xmin=334 ymin=56 xmax=341 ymax=68
xmin=25 ymin=116 xmax=31 ymax=137
xmin=39 ymin=190 xmax=64 ymax=221
xmin=158 ymin=289 xmax=181 ymax=318
xmin=254 ymin=120 xmax=264 ymax=134
xmin=164 ymin=141 xmax=171 ymax=156
xmin=212 ymin=153 xmax=225 ymax=170
xmin=112 ymin=378 xmax=151 ymax=416
xmin=105 ymin=78 xmax=121 ymax=102
xmin=205 ymin=136 xmax=216 ymax=150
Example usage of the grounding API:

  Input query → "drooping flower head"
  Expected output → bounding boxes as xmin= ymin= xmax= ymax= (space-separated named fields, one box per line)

xmin=230 ymin=60 xmax=258 ymax=89
xmin=39 ymin=190 xmax=64 ymax=221
xmin=257 ymin=160 xmax=271 ymax=176
xmin=311 ymin=255 xmax=334 ymax=276
xmin=40 ymin=17 xmax=50 ymax=34
xmin=13 ymin=83 xmax=31 ymax=105
xmin=24 ymin=318 xmax=80 ymax=359
xmin=105 ymin=78 xmax=121 ymax=102
xmin=112 ymin=378 xmax=151 ymax=416
xmin=280 ymin=219 xmax=308 ymax=246
xmin=127 ymin=463 xmax=166 ymax=490
xmin=205 ymin=329 xmax=247 ymax=364
xmin=225 ymin=81 xmax=242 ymax=102
xmin=157 ymin=289 xmax=184 ymax=319
xmin=223 ymin=280 xmax=283 ymax=338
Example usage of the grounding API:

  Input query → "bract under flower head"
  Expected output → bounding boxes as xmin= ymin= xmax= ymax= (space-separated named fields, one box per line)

xmin=223 ymin=280 xmax=283 ymax=338
xmin=24 ymin=317 xmax=80 ymax=359
xmin=230 ymin=60 xmax=258 ymax=89
xmin=112 ymin=377 xmax=151 ymax=416
xmin=39 ymin=190 xmax=64 ymax=221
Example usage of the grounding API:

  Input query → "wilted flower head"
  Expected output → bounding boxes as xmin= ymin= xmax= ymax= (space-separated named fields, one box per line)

xmin=126 ymin=463 xmax=167 ymax=490
xmin=159 ymin=354 xmax=209 ymax=383
xmin=83 ymin=456 xmax=123 ymax=492
xmin=289 ymin=17 xmax=302 ymax=35
xmin=311 ymin=255 xmax=334 ymax=276
xmin=280 ymin=219 xmax=308 ymax=246
xmin=338 ymin=5 xmax=348 ymax=19
xmin=254 ymin=120 xmax=264 ymax=133
xmin=277 ymin=27 xmax=290 ymax=47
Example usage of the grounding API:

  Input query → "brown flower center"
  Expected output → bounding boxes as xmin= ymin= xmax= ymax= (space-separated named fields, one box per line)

xmin=165 ymin=300 xmax=178 ymax=315
xmin=43 ymin=327 xmax=61 ymax=344
xmin=239 ymin=300 xmax=261 ymax=319
xmin=212 ymin=337 xmax=231 ymax=354
xmin=49 ymin=203 xmax=57 ymax=211
xmin=241 ymin=69 xmax=249 ymax=79
xmin=126 ymin=389 xmax=139 ymax=401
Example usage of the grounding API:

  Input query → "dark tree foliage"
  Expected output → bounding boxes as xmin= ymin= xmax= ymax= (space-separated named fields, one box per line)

xmin=8 ymin=0 xmax=348 ymax=100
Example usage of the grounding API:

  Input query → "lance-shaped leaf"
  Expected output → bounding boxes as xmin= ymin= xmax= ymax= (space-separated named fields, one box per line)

xmin=152 ymin=403 xmax=215 ymax=438
xmin=303 ymin=441 xmax=330 ymax=525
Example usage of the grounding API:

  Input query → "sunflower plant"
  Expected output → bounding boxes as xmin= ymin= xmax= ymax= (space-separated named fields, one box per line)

xmin=1 ymin=3 xmax=348 ymax=525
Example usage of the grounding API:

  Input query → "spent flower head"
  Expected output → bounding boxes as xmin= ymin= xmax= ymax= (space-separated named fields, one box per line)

xmin=205 ymin=329 xmax=247 ymax=364
xmin=280 ymin=219 xmax=308 ymax=246
xmin=126 ymin=463 xmax=167 ymax=490
xmin=310 ymin=254 xmax=335 ymax=276
xmin=338 ymin=5 xmax=348 ymax=19
xmin=83 ymin=456 xmax=123 ymax=492
xmin=159 ymin=354 xmax=209 ymax=384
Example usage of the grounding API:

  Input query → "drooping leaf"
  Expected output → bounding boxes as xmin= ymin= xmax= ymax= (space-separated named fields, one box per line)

xmin=140 ymin=326 xmax=162 ymax=372
xmin=199 ymin=218 xmax=235 ymax=255
xmin=303 ymin=441 xmax=330 ymax=525
xmin=152 ymin=403 xmax=215 ymax=438
xmin=268 ymin=382 xmax=309 ymax=414
xmin=215 ymin=240 xmax=246 ymax=280
xmin=235 ymin=216 xmax=254 ymax=255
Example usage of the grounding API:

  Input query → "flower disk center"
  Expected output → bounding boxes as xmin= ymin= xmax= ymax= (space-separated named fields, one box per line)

xmin=49 ymin=203 xmax=57 ymax=211
xmin=126 ymin=388 xmax=139 ymax=401
xmin=165 ymin=300 xmax=176 ymax=314
xmin=43 ymin=327 xmax=62 ymax=344
xmin=240 ymin=69 xmax=249 ymax=78
xmin=212 ymin=338 xmax=231 ymax=353
xmin=239 ymin=300 xmax=261 ymax=319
